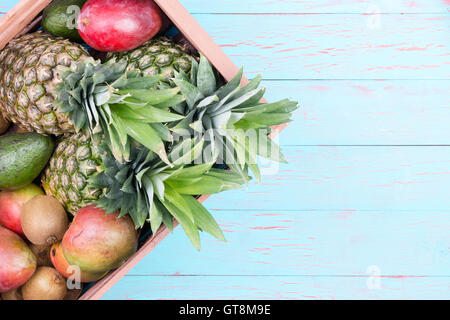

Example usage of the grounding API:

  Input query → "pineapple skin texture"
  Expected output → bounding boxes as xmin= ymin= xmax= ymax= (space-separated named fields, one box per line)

xmin=42 ymin=132 xmax=103 ymax=215
xmin=42 ymin=37 xmax=194 ymax=213
xmin=107 ymin=37 xmax=193 ymax=81
xmin=0 ymin=31 xmax=90 ymax=135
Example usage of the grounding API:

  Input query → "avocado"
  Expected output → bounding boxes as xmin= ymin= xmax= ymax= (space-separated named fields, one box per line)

xmin=0 ymin=133 xmax=54 ymax=190
xmin=42 ymin=0 xmax=88 ymax=42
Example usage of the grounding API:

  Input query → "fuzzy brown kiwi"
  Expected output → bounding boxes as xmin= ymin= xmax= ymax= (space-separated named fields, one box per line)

xmin=21 ymin=267 xmax=67 ymax=300
xmin=30 ymin=244 xmax=52 ymax=267
xmin=21 ymin=196 xmax=69 ymax=246
xmin=1 ymin=287 xmax=23 ymax=300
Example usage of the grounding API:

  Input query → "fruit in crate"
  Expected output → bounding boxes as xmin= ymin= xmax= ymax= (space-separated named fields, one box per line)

xmin=0 ymin=132 xmax=54 ymax=189
xmin=21 ymin=267 xmax=67 ymax=300
xmin=0 ymin=19 xmax=298 ymax=256
xmin=0 ymin=31 xmax=90 ymax=135
xmin=0 ymin=184 xmax=44 ymax=235
xmin=107 ymin=37 xmax=193 ymax=81
xmin=0 ymin=226 xmax=37 ymax=292
xmin=42 ymin=0 xmax=88 ymax=42
xmin=21 ymin=195 xmax=69 ymax=246
xmin=50 ymin=242 xmax=107 ymax=282
xmin=40 ymin=59 xmax=186 ymax=213
xmin=62 ymin=205 xmax=138 ymax=273
xmin=78 ymin=0 xmax=163 ymax=52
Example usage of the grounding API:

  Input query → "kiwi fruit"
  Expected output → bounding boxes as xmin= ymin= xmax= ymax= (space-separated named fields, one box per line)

xmin=30 ymin=244 xmax=52 ymax=267
xmin=0 ymin=113 xmax=9 ymax=134
xmin=1 ymin=287 xmax=23 ymax=300
xmin=21 ymin=195 xmax=69 ymax=246
xmin=22 ymin=267 xmax=67 ymax=300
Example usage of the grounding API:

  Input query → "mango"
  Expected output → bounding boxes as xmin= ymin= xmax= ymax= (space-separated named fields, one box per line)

xmin=62 ymin=205 xmax=138 ymax=273
xmin=0 ymin=226 xmax=37 ymax=292
xmin=0 ymin=184 xmax=44 ymax=235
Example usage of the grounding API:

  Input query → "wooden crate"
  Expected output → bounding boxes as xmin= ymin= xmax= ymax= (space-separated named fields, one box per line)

xmin=0 ymin=0 xmax=290 ymax=300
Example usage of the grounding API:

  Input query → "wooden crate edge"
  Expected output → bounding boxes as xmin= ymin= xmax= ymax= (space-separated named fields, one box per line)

xmin=0 ymin=0 xmax=52 ymax=50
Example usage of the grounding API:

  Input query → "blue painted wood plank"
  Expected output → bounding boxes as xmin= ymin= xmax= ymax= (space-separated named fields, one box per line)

xmin=0 ymin=2 xmax=11 ymax=16
xmin=204 ymin=146 xmax=450 ymax=211
xmin=0 ymin=0 xmax=16 ymax=13
xmin=263 ymin=80 xmax=450 ymax=145
xmin=128 ymin=210 xmax=450 ymax=276
xmin=192 ymin=14 xmax=450 ymax=79
xmin=102 ymin=275 xmax=450 ymax=300
xmin=181 ymin=0 xmax=450 ymax=13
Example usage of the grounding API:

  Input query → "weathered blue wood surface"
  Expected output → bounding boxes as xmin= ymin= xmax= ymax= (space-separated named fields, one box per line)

xmin=0 ymin=0 xmax=16 ymax=16
xmin=104 ymin=0 xmax=450 ymax=300
xmin=192 ymin=14 xmax=450 ymax=80
xmin=263 ymin=80 xmax=450 ymax=145
xmin=127 ymin=210 xmax=450 ymax=276
xmin=182 ymin=0 xmax=450 ymax=13
xmin=104 ymin=276 xmax=450 ymax=300
xmin=204 ymin=147 xmax=450 ymax=211
xmin=3 ymin=0 xmax=449 ymax=299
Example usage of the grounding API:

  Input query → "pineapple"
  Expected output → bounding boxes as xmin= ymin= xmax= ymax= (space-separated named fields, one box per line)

xmin=42 ymin=132 xmax=246 ymax=249
xmin=168 ymin=55 xmax=299 ymax=182
xmin=107 ymin=39 xmax=298 ymax=182
xmin=41 ymin=132 xmax=103 ymax=214
xmin=0 ymin=31 xmax=90 ymax=135
xmin=106 ymin=37 xmax=193 ymax=81
xmin=0 ymin=32 xmax=185 ymax=164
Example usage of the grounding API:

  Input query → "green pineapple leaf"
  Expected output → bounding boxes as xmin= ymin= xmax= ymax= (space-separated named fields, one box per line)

xmin=120 ymin=118 xmax=171 ymax=166
xmin=197 ymin=54 xmax=216 ymax=96
xmin=182 ymin=195 xmax=226 ymax=242
xmin=112 ymin=104 xmax=185 ymax=123
xmin=165 ymin=57 xmax=298 ymax=180
xmin=56 ymin=58 xmax=185 ymax=164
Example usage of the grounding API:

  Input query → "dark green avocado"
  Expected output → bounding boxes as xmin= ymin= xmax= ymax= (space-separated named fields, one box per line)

xmin=0 ymin=132 xmax=54 ymax=190
xmin=42 ymin=0 xmax=88 ymax=42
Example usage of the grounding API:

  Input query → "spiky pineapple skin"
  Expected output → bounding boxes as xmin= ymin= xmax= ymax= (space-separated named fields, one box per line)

xmin=42 ymin=132 xmax=103 ymax=214
xmin=106 ymin=37 xmax=193 ymax=81
xmin=0 ymin=31 xmax=90 ymax=135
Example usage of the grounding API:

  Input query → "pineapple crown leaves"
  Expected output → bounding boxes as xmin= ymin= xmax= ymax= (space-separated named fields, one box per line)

xmin=56 ymin=57 xmax=186 ymax=165
xmin=166 ymin=55 xmax=299 ymax=182
xmin=89 ymin=138 xmax=248 ymax=250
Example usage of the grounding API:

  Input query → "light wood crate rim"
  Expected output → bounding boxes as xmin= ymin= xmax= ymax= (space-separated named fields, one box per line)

xmin=0 ymin=0 xmax=290 ymax=300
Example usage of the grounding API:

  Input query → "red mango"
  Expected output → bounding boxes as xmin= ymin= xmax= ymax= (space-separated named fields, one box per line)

xmin=77 ymin=0 xmax=163 ymax=52
xmin=0 ymin=184 xmax=44 ymax=236
xmin=50 ymin=242 xmax=107 ymax=283
xmin=62 ymin=206 xmax=138 ymax=273
xmin=0 ymin=226 xmax=37 ymax=292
